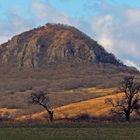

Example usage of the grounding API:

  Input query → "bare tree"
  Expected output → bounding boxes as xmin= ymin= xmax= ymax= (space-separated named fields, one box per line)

xmin=105 ymin=76 xmax=140 ymax=122
xmin=31 ymin=90 xmax=54 ymax=122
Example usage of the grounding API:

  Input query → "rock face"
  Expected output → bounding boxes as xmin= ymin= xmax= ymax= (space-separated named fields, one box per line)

xmin=0 ymin=23 xmax=122 ymax=68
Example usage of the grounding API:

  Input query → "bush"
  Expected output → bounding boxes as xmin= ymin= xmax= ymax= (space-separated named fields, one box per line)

xmin=70 ymin=113 xmax=94 ymax=122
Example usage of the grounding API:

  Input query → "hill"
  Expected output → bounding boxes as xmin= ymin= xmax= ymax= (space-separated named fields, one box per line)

xmin=0 ymin=23 xmax=123 ymax=68
xmin=0 ymin=23 xmax=139 ymax=91
xmin=0 ymin=23 xmax=139 ymax=114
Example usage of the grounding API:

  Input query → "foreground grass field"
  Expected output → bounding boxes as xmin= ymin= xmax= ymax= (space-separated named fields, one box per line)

xmin=0 ymin=122 xmax=140 ymax=140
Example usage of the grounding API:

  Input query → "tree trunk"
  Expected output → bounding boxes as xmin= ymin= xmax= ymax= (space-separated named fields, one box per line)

xmin=125 ymin=113 xmax=130 ymax=122
xmin=48 ymin=110 xmax=54 ymax=122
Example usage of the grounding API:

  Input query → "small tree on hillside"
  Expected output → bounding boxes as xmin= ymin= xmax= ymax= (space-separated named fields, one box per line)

xmin=31 ymin=90 xmax=54 ymax=122
xmin=105 ymin=76 xmax=140 ymax=122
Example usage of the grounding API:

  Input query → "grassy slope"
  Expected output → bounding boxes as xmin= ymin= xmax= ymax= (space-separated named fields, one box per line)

xmin=0 ymin=87 xmax=115 ymax=119
xmin=17 ymin=92 xmax=122 ymax=121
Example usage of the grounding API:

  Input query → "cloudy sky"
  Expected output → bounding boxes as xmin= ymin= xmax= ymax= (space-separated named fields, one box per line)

xmin=0 ymin=0 xmax=140 ymax=69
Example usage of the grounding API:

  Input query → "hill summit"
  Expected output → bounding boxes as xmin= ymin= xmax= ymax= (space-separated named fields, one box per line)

xmin=0 ymin=23 xmax=122 ymax=68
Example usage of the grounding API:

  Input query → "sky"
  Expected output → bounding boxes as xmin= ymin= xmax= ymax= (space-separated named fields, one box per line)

xmin=0 ymin=0 xmax=140 ymax=70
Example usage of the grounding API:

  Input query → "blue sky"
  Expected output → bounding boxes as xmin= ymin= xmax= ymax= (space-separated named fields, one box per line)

xmin=0 ymin=0 xmax=140 ymax=69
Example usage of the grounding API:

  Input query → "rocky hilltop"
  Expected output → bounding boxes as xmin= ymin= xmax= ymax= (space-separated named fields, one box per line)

xmin=0 ymin=23 xmax=122 ymax=69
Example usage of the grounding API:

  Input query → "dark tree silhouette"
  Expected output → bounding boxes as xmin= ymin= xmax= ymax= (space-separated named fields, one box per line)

xmin=105 ymin=76 xmax=140 ymax=122
xmin=31 ymin=90 xmax=54 ymax=122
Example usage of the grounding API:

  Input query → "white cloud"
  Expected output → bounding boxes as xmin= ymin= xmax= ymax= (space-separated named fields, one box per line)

xmin=90 ymin=15 xmax=117 ymax=52
xmin=124 ymin=8 xmax=140 ymax=24
xmin=91 ymin=15 xmax=114 ymax=34
xmin=98 ymin=36 xmax=113 ymax=50
xmin=89 ymin=9 xmax=140 ymax=70
xmin=32 ymin=1 xmax=49 ymax=20
xmin=125 ymin=60 xmax=140 ymax=70
xmin=32 ymin=1 xmax=73 ymax=25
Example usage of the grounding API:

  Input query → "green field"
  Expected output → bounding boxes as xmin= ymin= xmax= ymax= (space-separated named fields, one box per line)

xmin=0 ymin=122 xmax=140 ymax=140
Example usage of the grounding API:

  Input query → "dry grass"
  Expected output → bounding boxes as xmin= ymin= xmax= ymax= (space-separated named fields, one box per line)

xmin=0 ymin=108 xmax=17 ymax=114
xmin=0 ymin=86 xmax=116 ymax=116
xmin=16 ymin=93 xmax=122 ymax=121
